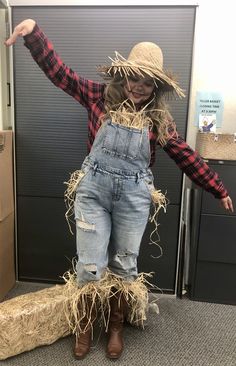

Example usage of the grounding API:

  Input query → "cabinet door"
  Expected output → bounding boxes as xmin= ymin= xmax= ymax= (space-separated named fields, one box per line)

xmin=198 ymin=215 xmax=236 ymax=264
xmin=194 ymin=262 xmax=236 ymax=305
xmin=190 ymin=162 xmax=236 ymax=304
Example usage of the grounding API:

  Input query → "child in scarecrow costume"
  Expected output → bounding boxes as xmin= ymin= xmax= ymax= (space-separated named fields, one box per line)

xmin=6 ymin=19 xmax=233 ymax=360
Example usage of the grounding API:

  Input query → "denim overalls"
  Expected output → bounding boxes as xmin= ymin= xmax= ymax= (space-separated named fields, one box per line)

xmin=74 ymin=120 xmax=154 ymax=284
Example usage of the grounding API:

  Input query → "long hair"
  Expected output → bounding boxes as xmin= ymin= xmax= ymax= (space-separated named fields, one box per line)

xmin=101 ymin=75 xmax=177 ymax=146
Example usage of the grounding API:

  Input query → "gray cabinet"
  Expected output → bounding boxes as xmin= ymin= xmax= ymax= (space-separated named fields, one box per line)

xmin=189 ymin=161 xmax=236 ymax=305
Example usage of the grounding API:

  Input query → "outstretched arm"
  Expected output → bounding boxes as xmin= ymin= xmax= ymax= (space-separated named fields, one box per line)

xmin=163 ymin=131 xmax=234 ymax=213
xmin=5 ymin=19 xmax=105 ymax=110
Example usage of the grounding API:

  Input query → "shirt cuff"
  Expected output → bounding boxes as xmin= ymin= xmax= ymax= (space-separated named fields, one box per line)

xmin=23 ymin=23 xmax=44 ymax=48
xmin=213 ymin=187 xmax=228 ymax=199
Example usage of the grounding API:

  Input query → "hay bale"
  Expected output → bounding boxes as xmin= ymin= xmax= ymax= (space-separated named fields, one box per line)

xmin=0 ymin=285 xmax=71 ymax=360
xmin=0 ymin=272 xmax=161 ymax=360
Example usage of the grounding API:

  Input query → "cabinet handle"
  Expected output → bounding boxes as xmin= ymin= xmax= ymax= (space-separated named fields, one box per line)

xmin=7 ymin=82 xmax=11 ymax=107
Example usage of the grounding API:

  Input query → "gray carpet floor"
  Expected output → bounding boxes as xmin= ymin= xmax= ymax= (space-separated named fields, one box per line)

xmin=1 ymin=282 xmax=236 ymax=366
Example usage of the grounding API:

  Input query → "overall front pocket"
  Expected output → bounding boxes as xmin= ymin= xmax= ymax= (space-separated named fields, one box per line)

xmin=102 ymin=123 xmax=142 ymax=160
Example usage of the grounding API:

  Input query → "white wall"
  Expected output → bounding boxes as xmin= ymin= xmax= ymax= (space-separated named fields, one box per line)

xmin=187 ymin=0 xmax=236 ymax=147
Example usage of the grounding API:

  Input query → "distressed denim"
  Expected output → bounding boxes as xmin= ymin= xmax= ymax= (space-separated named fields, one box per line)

xmin=74 ymin=120 xmax=154 ymax=284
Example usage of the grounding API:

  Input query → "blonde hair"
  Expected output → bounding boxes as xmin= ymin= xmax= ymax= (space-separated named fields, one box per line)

xmin=101 ymin=76 xmax=177 ymax=146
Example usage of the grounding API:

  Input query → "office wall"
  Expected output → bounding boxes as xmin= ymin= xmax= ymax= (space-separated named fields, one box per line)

xmin=187 ymin=0 xmax=236 ymax=148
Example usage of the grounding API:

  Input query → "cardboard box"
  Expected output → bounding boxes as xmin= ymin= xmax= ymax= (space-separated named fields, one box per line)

xmin=0 ymin=212 xmax=15 ymax=301
xmin=0 ymin=131 xmax=15 ymax=300
xmin=0 ymin=131 xmax=14 ymax=221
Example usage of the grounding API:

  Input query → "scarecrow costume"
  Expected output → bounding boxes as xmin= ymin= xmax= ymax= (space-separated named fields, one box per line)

xmin=22 ymin=24 xmax=228 ymax=360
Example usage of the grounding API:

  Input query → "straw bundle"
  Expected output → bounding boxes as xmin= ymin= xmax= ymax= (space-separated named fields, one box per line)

xmin=108 ymin=99 xmax=162 ymax=130
xmin=0 ymin=285 xmax=71 ymax=360
xmin=110 ymin=104 xmax=153 ymax=130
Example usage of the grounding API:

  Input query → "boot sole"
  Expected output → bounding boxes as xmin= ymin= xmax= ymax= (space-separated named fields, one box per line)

xmin=106 ymin=352 xmax=122 ymax=360
xmin=74 ymin=352 xmax=89 ymax=360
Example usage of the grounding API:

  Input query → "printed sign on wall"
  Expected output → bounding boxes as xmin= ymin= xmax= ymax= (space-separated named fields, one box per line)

xmin=195 ymin=91 xmax=224 ymax=132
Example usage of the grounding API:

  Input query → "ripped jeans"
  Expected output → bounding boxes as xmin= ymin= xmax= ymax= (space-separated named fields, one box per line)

xmin=74 ymin=164 xmax=152 ymax=285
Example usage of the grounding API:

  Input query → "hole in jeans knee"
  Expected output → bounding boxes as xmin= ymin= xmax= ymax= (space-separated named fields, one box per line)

xmin=84 ymin=263 xmax=97 ymax=275
xmin=110 ymin=250 xmax=138 ymax=273
xmin=114 ymin=250 xmax=137 ymax=266
xmin=117 ymin=250 xmax=134 ymax=257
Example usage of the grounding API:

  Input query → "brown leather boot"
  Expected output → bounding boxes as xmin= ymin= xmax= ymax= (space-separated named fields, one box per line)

xmin=106 ymin=290 xmax=127 ymax=359
xmin=74 ymin=324 xmax=92 ymax=360
xmin=74 ymin=296 xmax=96 ymax=360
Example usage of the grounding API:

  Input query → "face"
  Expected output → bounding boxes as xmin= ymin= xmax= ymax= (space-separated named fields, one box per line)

xmin=123 ymin=75 xmax=155 ymax=107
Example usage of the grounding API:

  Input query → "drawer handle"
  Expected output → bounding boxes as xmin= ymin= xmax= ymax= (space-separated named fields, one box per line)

xmin=7 ymin=82 xmax=11 ymax=107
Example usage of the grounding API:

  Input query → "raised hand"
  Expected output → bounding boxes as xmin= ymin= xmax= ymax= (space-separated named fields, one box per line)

xmin=5 ymin=19 xmax=36 ymax=46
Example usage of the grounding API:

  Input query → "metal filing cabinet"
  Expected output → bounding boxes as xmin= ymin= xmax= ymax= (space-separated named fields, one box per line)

xmin=188 ymin=160 xmax=236 ymax=305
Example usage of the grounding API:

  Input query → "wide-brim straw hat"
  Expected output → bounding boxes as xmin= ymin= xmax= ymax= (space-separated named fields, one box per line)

xmin=97 ymin=42 xmax=185 ymax=98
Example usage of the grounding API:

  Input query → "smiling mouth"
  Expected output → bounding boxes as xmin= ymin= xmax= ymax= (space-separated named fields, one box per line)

xmin=131 ymin=92 xmax=145 ymax=97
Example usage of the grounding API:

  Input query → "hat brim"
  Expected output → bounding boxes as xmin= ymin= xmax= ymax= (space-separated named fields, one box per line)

xmin=97 ymin=58 xmax=185 ymax=98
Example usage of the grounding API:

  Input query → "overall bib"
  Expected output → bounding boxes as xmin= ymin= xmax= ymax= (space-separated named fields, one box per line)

xmin=74 ymin=120 xmax=154 ymax=284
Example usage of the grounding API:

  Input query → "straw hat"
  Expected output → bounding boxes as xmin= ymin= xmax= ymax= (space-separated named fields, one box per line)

xmin=97 ymin=42 xmax=185 ymax=98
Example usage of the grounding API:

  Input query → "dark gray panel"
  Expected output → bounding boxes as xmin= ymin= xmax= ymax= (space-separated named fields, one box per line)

xmin=138 ymin=204 xmax=180 ymax=292
xmin=193 ymin=261 xmax=236 ymax=305
xmin=198 ymin=215 xmax=236 ymax=264
xmin=152 ymin=148 xmax=183 ymax=204
xmin=13 ymin=6 xmax=195 ymax=202
xmin=17 ymin=196 xmax=75 ymax=282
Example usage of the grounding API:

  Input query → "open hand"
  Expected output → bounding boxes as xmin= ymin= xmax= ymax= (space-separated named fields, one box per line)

xmin=220 ymin=196 xmax=234 ymax=213
xmin=5 ymin=19 xmax=36 ymax=46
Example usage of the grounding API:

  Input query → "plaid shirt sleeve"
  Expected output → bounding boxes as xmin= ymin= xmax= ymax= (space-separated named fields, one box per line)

xmin=149 ymin=130 xmax=157 ymax=167
xmin=162 ymin=129 xmax=228 ymax=199
xmin=23 ymin=24 xmax=105 ymax=110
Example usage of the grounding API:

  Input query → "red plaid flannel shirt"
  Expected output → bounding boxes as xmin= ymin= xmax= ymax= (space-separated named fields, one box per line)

xmin=23 ymin=24 xmax=228 ymax=199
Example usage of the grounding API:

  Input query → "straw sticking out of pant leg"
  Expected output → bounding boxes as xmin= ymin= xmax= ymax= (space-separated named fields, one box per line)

xmin=61 ymin=266 xmax=160 ymax=334
xmin=149 ymin=189 xmax=168 ymax=259
xmin=103 ymin=271 xmax=162 ymax=329
xmin=64 ymin=170 xmax=86 ymax=234
xmin=61 ymin=269 xmax=108 ymax=335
